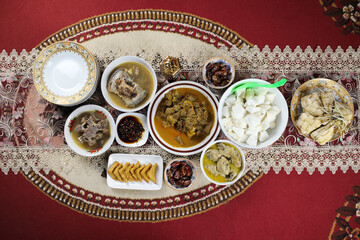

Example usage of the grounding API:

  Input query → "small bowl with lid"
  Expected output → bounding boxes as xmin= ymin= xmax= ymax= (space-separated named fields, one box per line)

xmin=115 ymin=113 xmax=149 ymax=147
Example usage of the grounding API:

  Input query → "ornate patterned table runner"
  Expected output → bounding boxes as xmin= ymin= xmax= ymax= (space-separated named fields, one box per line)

xmin=1 ymin=46 xmax=359 ymax=175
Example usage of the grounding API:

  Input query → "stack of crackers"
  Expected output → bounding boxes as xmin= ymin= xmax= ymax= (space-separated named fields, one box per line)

xmin=107 ymin=161 xmax=157 ymax=184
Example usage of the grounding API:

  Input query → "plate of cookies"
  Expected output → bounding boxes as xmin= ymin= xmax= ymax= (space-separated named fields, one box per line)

xmin=106 ymin=153 xmax=163 ymax=190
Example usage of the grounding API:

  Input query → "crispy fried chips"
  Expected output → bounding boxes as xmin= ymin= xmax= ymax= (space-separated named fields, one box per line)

xmin=107 ymin=161 xmax=158 ymax=184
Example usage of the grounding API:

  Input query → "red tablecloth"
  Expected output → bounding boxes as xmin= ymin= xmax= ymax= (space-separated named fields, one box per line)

xmin=1 ymin=1 xmax=359 ymax=239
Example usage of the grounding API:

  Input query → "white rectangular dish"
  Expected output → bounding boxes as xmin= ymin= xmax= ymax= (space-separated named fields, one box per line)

xmin=106 ymin=153 xmax=163 ymax=190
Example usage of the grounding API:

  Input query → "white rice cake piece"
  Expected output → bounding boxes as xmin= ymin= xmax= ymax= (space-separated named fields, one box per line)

xmin=245 ymin=95 xmax=266 ymax=107
xmin=223 ymin=117 xmax=234 ymax=130
xmin=245 ymin=88 xmax=255 ymax=101
xmin=246 ymin=132 xmax=259 ymax=147
xmin=264 ymin=92 xmax=276 ymax=104
xmin=234 ymin=119 xmax=247 ymax=129
xmin=232 ymin=128 xmax=248 ymax=143
xmin=223 ymin=105 xmax=231 ymax=118
xmin=259 ymin=130 xmax=270 ymax=142
xmin=262 ymin=115 xmax=276 ymax=130
xmin=246 ymin=124 xmax=262 ymax=134
xmin=268 ymin=106 xmax=281 ymax=116
xmin=235 ymin=88 xmax=246 ymax=99
xmin=259 ymin=104 xmax=272 ymax=114
xmin=253 ymin=87 xmax=268 ymax=96
xmin=231 ymin=103 xmax=246 ymax=120
xmin=226 ymin=94 xmax=237 ymax=106
xmin=244 ymin=112 xmax=262 ymax=129
xmin=246 ymin=106 xmax=261 ymax=114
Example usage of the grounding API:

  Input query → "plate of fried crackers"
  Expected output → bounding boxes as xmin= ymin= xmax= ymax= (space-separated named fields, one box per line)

xmin=106 ymin=153 xmax=163 ymax=190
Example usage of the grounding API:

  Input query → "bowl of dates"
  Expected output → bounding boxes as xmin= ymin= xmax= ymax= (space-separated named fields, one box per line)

xmin=202 ymin=57 xmax=235 ymax=90
xmin=164 ymin=159 xmax=196 ymax=191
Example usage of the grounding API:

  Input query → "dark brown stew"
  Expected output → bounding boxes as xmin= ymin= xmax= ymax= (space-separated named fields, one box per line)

xmin=117 ymin=116 xmax=144 ymax=143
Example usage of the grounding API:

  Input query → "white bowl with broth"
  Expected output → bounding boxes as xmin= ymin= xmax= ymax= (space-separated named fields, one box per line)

xmin=101 ymin=56 xmax=157 ymax=112
xmin=64 ymin=105 xmax=116 ymax=157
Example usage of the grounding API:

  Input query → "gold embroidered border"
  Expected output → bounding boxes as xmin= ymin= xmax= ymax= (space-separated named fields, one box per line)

xmin=35 ymin=9 xmax=252 ymax=51
xmin=22 ymin=170 xmax=263 ymax=222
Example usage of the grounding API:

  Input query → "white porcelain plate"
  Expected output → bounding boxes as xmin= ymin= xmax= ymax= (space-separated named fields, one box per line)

xmin=33 ymin=41 xmax=98 ymax=106
xmin=106 ymin=154 xmax=163 ymax=190
xmin=43 ymin=50 xmax=89 ymax=97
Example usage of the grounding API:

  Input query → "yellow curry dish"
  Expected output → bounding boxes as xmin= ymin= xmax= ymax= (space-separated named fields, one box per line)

xmin=154 ymin=88 xmax=215 ymax=148
xmin=202 ymin=142 xmax=243 ymax=183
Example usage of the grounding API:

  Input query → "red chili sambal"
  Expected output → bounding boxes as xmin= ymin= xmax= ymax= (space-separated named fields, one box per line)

xmin=117 ymin=116 xmax=144 ymax=143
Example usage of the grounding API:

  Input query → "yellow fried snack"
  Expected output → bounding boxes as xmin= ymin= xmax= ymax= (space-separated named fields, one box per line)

xmin=130 ymin=162 xmax=140 ymax=181
xmin=147 ymin=163 xmax=157 ymax=184
xmin=140 ymin=163 xmax=152 ymax=183
xmin=135 ymin=165 xmax=145 ymax=182
xmin=119 ymin=162 xmax=129 ymax=183
xmin=125 ymin=163 xmax=134 ymax=181
xmin=113 ymin=163 xmax=123 ymax=182
xmin=107 ymin=162 xmax=119 ymax=180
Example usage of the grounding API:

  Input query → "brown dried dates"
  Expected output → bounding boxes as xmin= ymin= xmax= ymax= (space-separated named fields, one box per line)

xmin=166 ymin=160 xmax=194 ymax=189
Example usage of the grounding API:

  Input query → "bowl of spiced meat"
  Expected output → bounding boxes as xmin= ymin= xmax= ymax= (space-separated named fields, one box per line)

xmin=202 ymin=57 xmax=235 ymax=90
xmin=164 ymin=158 xmax=196 ymax=191
xmin=115 ymin=113 xmax=149 ymax=147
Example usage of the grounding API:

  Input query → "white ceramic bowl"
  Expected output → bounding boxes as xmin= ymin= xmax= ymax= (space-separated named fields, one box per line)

xmin=100 ymin=56 xmax=157 ymax=112
xmin=115 ymin=113 xmax=149 ymax=147
xmin=64 ymin=105 xmax=116 ymax=156
xmin=147 ymin=81 xmax=220 ymax=156
xmin=218 ymin=79 xmax=288 ymax=149
xmin=202 ymin=57 xmax=235 ymax=90
xmin=200 ymin=140 xmax=246 ymax=185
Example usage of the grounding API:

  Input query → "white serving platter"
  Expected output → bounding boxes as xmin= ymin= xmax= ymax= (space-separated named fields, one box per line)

xmin=106 ymin=153 xmax=163 ymax=190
